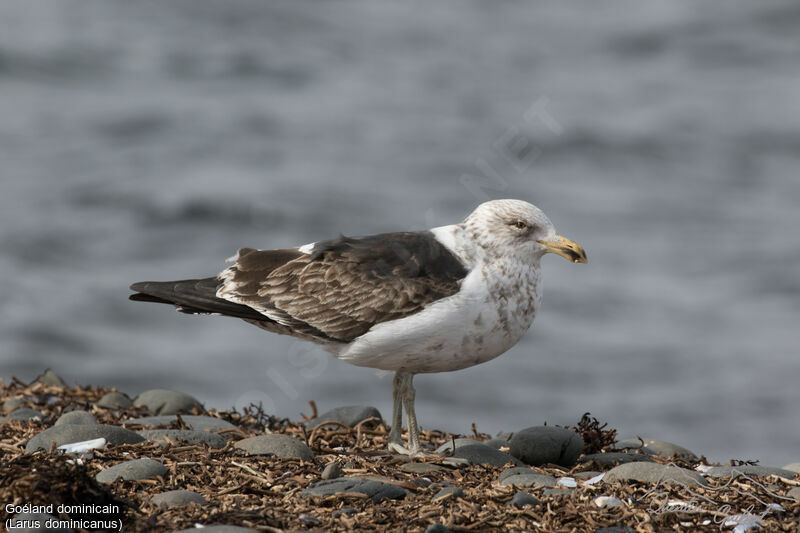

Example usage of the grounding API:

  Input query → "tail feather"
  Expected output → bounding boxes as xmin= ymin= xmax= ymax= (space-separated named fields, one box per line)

xmin=129 ymin=277 xmax=269 ymax=322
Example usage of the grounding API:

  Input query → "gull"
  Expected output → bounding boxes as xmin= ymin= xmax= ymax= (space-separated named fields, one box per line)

xmin=130 ymin=199 xmax=587 ymax=455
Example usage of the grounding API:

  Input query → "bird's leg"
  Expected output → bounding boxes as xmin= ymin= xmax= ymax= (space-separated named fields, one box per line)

xmin=387 ymin=372 xmax=404 ymax=451
xmin=401 ymin=373 xmax=421 ymax=456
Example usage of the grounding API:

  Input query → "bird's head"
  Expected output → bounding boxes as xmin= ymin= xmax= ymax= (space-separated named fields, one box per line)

xmin=464 ymin=199 xmax=588 ymax=264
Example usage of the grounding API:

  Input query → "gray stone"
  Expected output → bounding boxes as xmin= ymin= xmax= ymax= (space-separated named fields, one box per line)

xmin=173 ymin=527 xmax=257 ymax=533
xmin=596 ymin=527 xmax=636 ymax=533
xmin=704 ymin=465 xmax=796 ymax=480
xmin=3 ymin=397 xmax=27 ymax=412
xmin=1 ymin=408 xmax=45 ymax=423
xmin=435 ymin=438 xmax=485 ymax=454
xmin=484 ymin=437 xmax=510 ymax=450
xmin=400 ymin=462 xmax=447 ymax=474
xmin=9 ymin=512 xmax=74 ymax=532
xmin=574 ymin=471 xmax=602 ymax=480
xmin=137 ymin=429 xmax=227 ymax=449
xmin=298 ymin=514 xmax=321 ymax=526
xmin=425 ymin=523 xmax=450 ymax=533
xmin=498 ymin=467 xmax=556 ymax=488
xmin=96 ymin=392 xmax=133 ymax=409
xmin=432 ymin=486 xmax=464 ymax=501
xmin=788 ymin=487 xmax=800 ymax=502
xmin=125 ymin=415 xmax=236 ymax=432
xmin=509 ymin=426 xmax=584 ymax=467
xmin=234 ymin=434 xmax=314 ymax=460
xmin=321 ymin=462 xmax=343 ymax=480
xmin=783 ymin=462 xmax=800 ymax=473
xmin=134 ymin=389 xmax=201 ymax=415
xmin=25 ymin=424 xmax=144 ymax=452
xmin=604 ymin=462 xmax=707 ymax=486
xmin=308 ymin=405 xmax=382 ymax=427
xmin=96 ymin=458 xmax=168 ymax=483
xmin=302 ymin=477 xmax=406 ymax=503
xmin=36 ymin=369 xmax=67 ymax=387
xmin=55 ymin=410 xmax=97 ymax=426
xmin=614 ymin=438 xmax=698 ymax=461
xmin=580 ymin=452 xmax=654 ymax=467
xmin=507 ymin=491 xmax=539 ymax=508
xmin=151 ymin=489 xmax=207 ymax=508
xmin=438 ymin=440 xmax=521 ymax=467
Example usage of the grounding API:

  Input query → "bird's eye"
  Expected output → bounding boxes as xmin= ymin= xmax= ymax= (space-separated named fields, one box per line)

xmin=513 ymin=220 xmax=527 ymax=229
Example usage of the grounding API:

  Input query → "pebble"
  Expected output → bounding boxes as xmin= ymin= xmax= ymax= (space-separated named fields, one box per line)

xmin=234 ymin=434 xmax=314 ymax=460
xmin=173 ymin=527 xmax=257 ymax=532
xmin=25 ymin=424 xmax=144 ymax=452
xmin=614 ymin=438 xmax=698 ymax=461
xmin=498 ymin=467 xmax=556 ymax=488
xmin=484 ymin=437 xmax=510 ymax=450
xmin=594 ymin=496 xmax=623 ymax=508
xmin=432 ymin=486 xmax=464 ymax=502
xmin=0 ymin=407 xmax=45 ymax=423
xmin=308 ymin=405 xmax=382 ymax=427
xmin=8 ymin=512 xmax=74 ymax=533
xmin=302 ymin=478 xmax=406 ymax=503
xmin=134 ymin=389 xmax=202 ymax=415
xmin=603 ymin=462 xmax=708 ymax=486
xmin=333 ymin=507 xmax=357 ymax=517
xmin=137 ymin=429 xmax=227 ymax=449
xmin=595 ymin=527 xmax=636 ymax=533
xmin=703 ymin=465 xmax=796 ymax=480
xmin=400 ymin=462 xmax=447 ymax=474
xmin=96 ymin=457 xmax=168 ymax=483
xmin=55 ymin=410 xmax=97 ymax=426
xmin=151 ymin=490 xmax=207 ymax=508
xmin=3 ymin=397 xmax=27 ymax=412
xmin=783 ymin=462 xmax=800 ymax=473
xmin=788 ymin=487 xmax=800 ymax=502
xmin=506 ymin=491 xmax=539 ymax=508
xmin=435 ymin=438 xmax=485 ymax=454
xmin=425 ymin=523 xmax=451 ymax=533
xmin=96 ymin=392 xmax=133 ymax=409
xmin=580 ymin=452 xmax=654 ymax=467
xmin=321 ymin=462 xmax=343 ymax=480
xmin=508 ymin=426 xmax=584 ymax=467
xmin=298 ymin=514 xmax=322 ymax=526
xmin=438 ymin=440 xmax=521 ymax=467
xmin=36 ymin=369 xmax=67 ymax=387
xmin=574 ymin=471 xmax=603 ymax=480
xmin=125 ymin=415 xmax=236 ymax=432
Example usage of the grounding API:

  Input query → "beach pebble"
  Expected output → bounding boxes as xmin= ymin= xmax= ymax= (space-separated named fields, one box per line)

xmin=137 ymin=429 xmax=227 ymax=449
xmin=425 ymin=523 xmax=450 ymax=533
xmin=125 ymin=415 xmax=236 ymax=432
xmin=783 ymin=462 xmax=800 ymax=473
xmin=298 ymin=514 xmax=322 ymax=526
xmin=614 ymin=438 xmax=698 ymax=461
xmin=484 ymin=437 xmax=510 ymax=450
xmin=435 ymin=438 xmax=484 ymax=454
xmin=3 ymin=397 xmax=27 ymax=412
xmin=580 ymin=452 xmax=654 ymax=467
xmin=308 ymin=405 xmax=382 ymax=427
xmin=400 ymin=462 xmax=446 ymax=474
xmin=439 ymin=440 xmax=521 ymax=467
xmin=96 ymin=457 xmax=168 ymax=483
xmin=543 ymin=488 xmax=573 ymax=497
xmin=151 ymin=489 xmax=207 ymax=508
xmin=55 ymin=410 xmax=97 ymax=426
xmin=26 ymin=424 xmax=144 ymax=452
xmin=0 ymin=407 xmax=45 ymax=423
xmin=234 ymin=434 xmax=314 ymax=460
xmin=594 ymin=496 xmax=623 ymax=508
xmin=134 ymin=389 xmax=202 ymax=415
xmin=432 ymin=486 xmax=464 ymax=501
xmin=96 ymin=392 xmax=133 ymax=409
xmin=321 ymin=462 xmax=343 ymax=480
xmin=302 ymin=478 xmax=406 ymax=503
xmin=574 ymin=471 xmax=603 ymax=481
xmin=603 ymin=462 xmax=707 ymax=486
xmin=509 ymin=426 xmax=584 ymax=467
xmin=173 ymin=527 xmax=257 ymax=532
xmin=9 ymin=512 xmax=74 ymax=533
xmin=506 ymin=491 xmax=539 ymax=508
xmin=36 ymin=369 xmax=67 ymax=387
xmin=703 ymin=465 xmax=796 ymax=480
xmin=788 ymin=487 xmax=800 ymax=502
xmin=498 ymin=467 xmax=556 ymax=488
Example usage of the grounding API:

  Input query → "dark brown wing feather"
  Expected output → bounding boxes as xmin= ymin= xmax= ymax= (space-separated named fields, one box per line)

xmin=219 ymin=231 xmax=468 ymax=342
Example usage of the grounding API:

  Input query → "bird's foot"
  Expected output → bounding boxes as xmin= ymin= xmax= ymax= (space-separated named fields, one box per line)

xmin=387 ymin=441 xmax=426 ymax=458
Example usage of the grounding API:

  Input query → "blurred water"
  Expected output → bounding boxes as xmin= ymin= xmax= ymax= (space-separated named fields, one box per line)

xmin=1 ymin=0 xmax=799 ymax=465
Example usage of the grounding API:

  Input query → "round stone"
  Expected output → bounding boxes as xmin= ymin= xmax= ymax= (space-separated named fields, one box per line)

xmin=308 ymin=405 xmax=382 ymax=427
xmin=321 ymin=462 xmax=343 ymax=480
xmin=614 ymin=438 xmax=698 ymax=461
xmin=96 ymin=458 xmax=168 ymax=483
xmin=36 ymin=369 xmax=67 ymax=387
xmin=151 ymin=489 xmax=206 ymax=508
xmin=134 ymin=389 xmax=201 ymax=415
xmin=137 ymin=429 xmax=226 ymax=449
xmin=432 ymin=486 xmax=464 ymax=502
xmin=703 ymin=465 xmax=796 ymax=480
xmin=234 ymin=434 xmax=314 ymax=460
xmin=443 ymin=442 xmax=521 ymax=467
xmin=1 ymin=408 xmax=45 ymax=423
xmin=507 ymin=491 xmax=539 ymax=508
xmin=425 ymin=523 xmax=450 ymax=533
xmin=302 ymin=478 xmax=406 ymax=503
xmin=580 ymin=452 xmax=654 ymax=467
xmin=508 ymin=426 xmax=584 ymax=467
xmin=96 ymin=392 xmax=133 ymax=409
xmin=498 ymin=467 xmax=556 ymax=488
xmin=124 ymin=415 xmax=236 ymax=432
xmin=55 ymin=410 xmax=97 ymax=426
xmin=25 ymin=424 xmax=144 ymax=452
xmin=603 ymin=462 xmax=707 ymax=486
xmin=3 ymin=397 xmax=27 ymax=412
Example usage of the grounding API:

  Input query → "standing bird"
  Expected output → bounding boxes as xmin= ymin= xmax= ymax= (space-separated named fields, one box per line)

xmin=130 ymin=199 xmax=587 ymax=455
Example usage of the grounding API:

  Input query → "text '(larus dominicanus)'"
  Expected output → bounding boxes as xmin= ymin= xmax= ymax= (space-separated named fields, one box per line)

xmin=130 ymin=199 xmax=587 ymax=455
